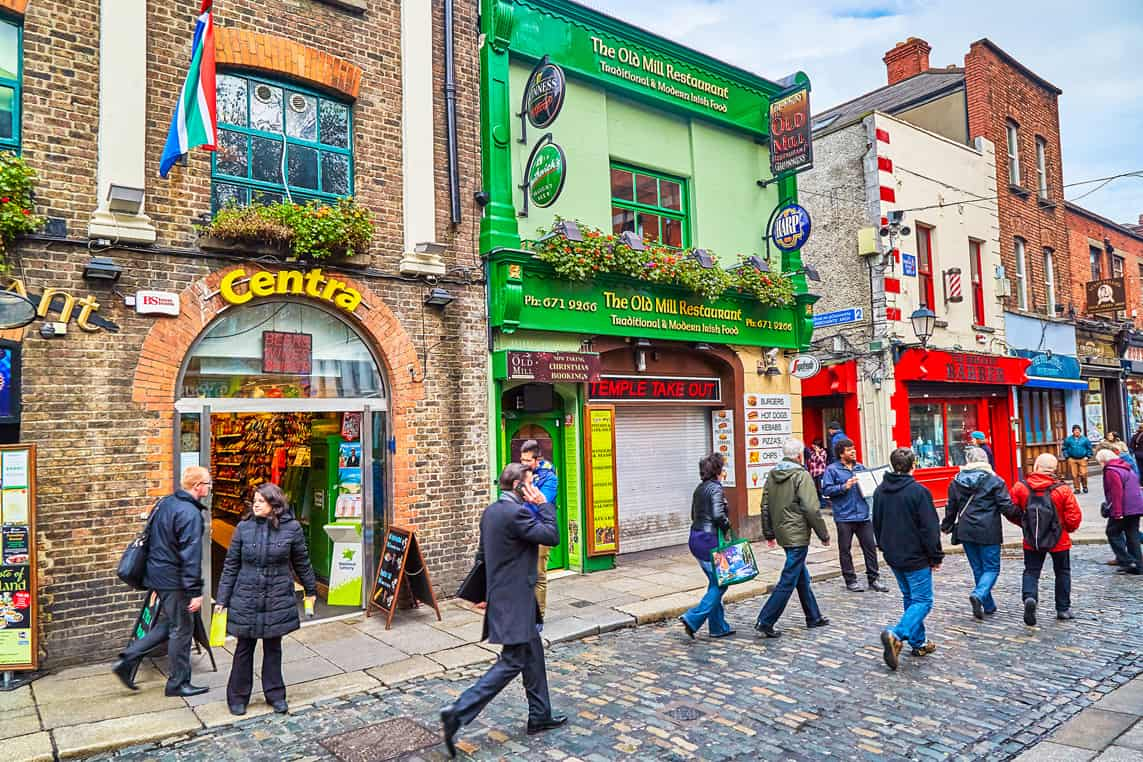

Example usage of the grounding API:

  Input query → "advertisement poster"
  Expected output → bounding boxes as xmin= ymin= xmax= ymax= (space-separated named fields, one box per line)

xmin=0 ymin=444 xmax=34 ymax=669
xmin=744 ymin=394 xmax=792 ymax=488
xmin=711 ymin=409 xmax=736 ymax=486
xmin=2 ymin=449 xmax=28 ymax=488
xmin=586 ymin=407 xmax=618 ymax=555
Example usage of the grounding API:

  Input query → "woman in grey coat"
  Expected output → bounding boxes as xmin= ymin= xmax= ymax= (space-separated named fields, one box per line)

xmin=216 ymin=482 xmax=317 ymax=716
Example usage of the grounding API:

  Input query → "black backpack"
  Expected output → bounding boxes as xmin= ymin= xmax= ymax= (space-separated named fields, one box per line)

xmin=1021 ymin=481 xmax=1063 ymax=551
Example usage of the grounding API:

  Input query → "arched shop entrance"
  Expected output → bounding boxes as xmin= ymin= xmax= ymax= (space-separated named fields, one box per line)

xmin=175 ymin=300 xmax=390 ymax=622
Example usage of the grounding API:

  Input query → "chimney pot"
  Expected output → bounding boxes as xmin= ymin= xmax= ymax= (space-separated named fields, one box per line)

xmin=883 ymin=37 xmax=932 ymax=86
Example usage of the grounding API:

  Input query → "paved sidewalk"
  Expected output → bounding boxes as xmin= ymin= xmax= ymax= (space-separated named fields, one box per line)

xmin=1016 ymin=675 xmax=1143 ymax=761
xmin=1 ymin=479 xmax=1116 ymax=760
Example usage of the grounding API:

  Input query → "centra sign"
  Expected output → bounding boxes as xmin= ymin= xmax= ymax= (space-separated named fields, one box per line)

xmin=219 ymin=268 xmax=364 ymax=314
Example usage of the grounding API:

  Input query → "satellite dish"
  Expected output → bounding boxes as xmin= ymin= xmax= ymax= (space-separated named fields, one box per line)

xmin=0 ymin=291 xmax=37 ymax=329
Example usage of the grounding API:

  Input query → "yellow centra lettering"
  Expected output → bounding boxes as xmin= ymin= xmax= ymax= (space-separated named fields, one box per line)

xmin=249 ymin=271 xmax=276 ymax=297
xmin=334 ymin=288 xmax=362 ymax=312
xmin=220 ymin=269 xmax=252 ymax=304
xmin=277 ymin=270 xmax=304 ymax=294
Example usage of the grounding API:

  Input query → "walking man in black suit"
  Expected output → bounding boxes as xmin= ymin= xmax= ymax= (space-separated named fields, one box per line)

xmin=440 ymin=463 xmax=565 ymax=757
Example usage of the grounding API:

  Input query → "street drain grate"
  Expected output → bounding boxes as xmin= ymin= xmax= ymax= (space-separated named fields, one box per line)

xmin=661 ymin=703 xmax=707 ymax=725
xmin=319 ymin=717 xmax=440 ymax=761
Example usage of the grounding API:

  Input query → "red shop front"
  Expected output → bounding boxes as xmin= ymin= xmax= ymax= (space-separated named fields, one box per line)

xmin=891 ymin=349 xmax=1029 ymax=505
xmin=801 ymin=360 xmax=863 ymax=461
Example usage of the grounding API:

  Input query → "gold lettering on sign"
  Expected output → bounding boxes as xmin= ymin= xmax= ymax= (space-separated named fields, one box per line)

xmin=219 ymin=268 xmax=365 ymax=314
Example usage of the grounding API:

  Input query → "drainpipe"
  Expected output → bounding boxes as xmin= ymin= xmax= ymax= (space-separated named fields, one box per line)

xmin=444 ymin=0 xmax=462 ymax=225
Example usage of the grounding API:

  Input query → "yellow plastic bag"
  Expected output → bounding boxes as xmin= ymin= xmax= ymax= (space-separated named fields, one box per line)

xmin=209 ymin=609 xmax=228 ymax=647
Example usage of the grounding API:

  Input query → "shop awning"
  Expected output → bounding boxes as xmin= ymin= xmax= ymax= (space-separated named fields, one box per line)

xmin=1024 ymin=376 xmax=1088 ymax=391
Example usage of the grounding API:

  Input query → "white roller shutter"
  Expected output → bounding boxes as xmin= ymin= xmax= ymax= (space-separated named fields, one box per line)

xmin=614 ymin=406 xmax=711 ymax=553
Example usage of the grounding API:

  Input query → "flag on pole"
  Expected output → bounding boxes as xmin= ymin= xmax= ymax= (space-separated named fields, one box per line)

xmin=159 ymin=1 xmax=217 ymax=178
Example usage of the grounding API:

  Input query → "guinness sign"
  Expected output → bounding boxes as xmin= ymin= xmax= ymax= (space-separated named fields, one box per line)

xmin=524 ymin=57 xmax=566 ymax=130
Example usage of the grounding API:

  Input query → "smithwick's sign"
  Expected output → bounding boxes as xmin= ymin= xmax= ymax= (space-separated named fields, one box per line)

xmin=218 ymin=268 xmax=366 ymax=314
xmin=769 ymin=86 xmax=812 ymax=175
xmin=523 ymin=134 xmax=567 ymax=209
xmin=589 ymin=375 xmax=722 ymax=403
xmin=505 ymin=351 xmax=600 ymax=383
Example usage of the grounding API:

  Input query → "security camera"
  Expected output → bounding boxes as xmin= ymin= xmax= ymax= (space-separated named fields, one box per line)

xmin=899 ymin=225 xmax=912 ymax=237
xmin=879 ymin=227 xmax=891 ymax=237
xmin=473 ymin=190 xmax=491 ymax=207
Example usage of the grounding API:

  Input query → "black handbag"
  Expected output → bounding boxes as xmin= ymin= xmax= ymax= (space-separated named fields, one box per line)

xmin=117 ymin=502 xmax=159 ymax=590
xmin=456 ymin=558 xmax=486 ymax=604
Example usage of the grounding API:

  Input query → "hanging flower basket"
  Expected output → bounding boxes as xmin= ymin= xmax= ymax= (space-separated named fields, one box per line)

xmin=0 ymin=152 xmax=45 ymax=270
xmin=525 ymin=220 xmax=796 ymax=307
xmin=199 ymin=196 xmax=374 ymax=262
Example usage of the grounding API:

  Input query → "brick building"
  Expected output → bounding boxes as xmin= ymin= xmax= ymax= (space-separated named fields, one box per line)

xmin=802 ymin=36 xmax=1086 ymax=479
xmin=2 ymin=0 xmax=488 ymax=668
xmin=1065 ymin=201 xmax=1143 ymax=435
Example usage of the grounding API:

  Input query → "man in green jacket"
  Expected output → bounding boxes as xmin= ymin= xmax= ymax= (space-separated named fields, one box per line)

xmin=755 ymin=438 xmax=832 ymax=638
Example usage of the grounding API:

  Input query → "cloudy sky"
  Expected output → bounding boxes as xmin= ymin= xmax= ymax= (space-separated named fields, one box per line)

xmin=578 ymin=0 xmax=1143 ymax=225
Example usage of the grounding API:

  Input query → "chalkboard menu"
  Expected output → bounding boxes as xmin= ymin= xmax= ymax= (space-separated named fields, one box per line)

xmin=367 ymin=527 xmax=440 ymax=629
xmin=0 ymin=444 xmax=35 ymax=671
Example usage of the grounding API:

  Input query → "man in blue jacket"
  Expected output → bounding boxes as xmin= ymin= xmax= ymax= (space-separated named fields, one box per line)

xmin=1062 ymin=425 xmax=1093 ymax=493
xmin=520 ymin=440 xmax=558 ymax=619
xmin=822 ymin=439 xmax=887 ymax=593
xmin=827 ymin=421 xmax=846 ymax=464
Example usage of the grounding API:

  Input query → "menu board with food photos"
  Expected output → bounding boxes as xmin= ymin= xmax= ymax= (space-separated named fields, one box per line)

xmin=0 ymin=444 xmax=36 ymax=671
xmin=710 ymin=409 xmax=736 ymax=486
xmin=744 ymin=394 xmax=792 ymax=489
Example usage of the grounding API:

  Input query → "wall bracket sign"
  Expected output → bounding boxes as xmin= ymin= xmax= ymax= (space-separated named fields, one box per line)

xmin=518 ymin=55 xmax=567 ymax=144
xmin=519 ymin=133 xmax=567 ymax=217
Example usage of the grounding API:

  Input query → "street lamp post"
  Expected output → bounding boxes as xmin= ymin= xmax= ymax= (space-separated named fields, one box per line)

xmin=910 ymin=307 xmax=936 ymax=349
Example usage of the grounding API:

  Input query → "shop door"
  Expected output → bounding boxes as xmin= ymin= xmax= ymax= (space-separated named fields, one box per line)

xmin=360 ymin=405 xmax=388 ymax=603
xmin=506 ymin=416 xmax=567 ymax=570
xmin=174 ymin=405 xmax=213 ymax=628
xmin=614 ymin=406 xmax=710 ymax=553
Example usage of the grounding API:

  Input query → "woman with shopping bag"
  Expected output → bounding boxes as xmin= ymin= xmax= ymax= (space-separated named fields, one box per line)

xmin=215 ymin=482 xmax=317 ymax=716
xmin=679 ymin=453 xmax=742 ymax=639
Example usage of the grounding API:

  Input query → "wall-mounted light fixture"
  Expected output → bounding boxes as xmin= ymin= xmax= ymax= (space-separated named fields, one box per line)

xmin=83 ymin=256 xmax=123 ymax=283
xmin=414 ymin=241 xmax=447 ymax=256
xmin=689 ymin=249 xmax=715 ymax=269
xmin=424 ymin=287 xmax=455 ymax=308
xmin=107 ymin=184 xmax=145 ymax=215
xmin=693 ymin=342 xmax=713 ymax=352
xmin=633 ymin=338 xmax=651 ymax=372
xmin=744 ymin=255 xmax=770 ymax=272
xmin=619 ymin=230 xmax=645 ymax=251
xmin=540 ymin=219 xmax=582 ymax=243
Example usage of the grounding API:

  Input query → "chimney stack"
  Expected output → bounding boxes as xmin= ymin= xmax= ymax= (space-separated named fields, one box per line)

xmin=884 ymin=37 xmax=932 ymax=86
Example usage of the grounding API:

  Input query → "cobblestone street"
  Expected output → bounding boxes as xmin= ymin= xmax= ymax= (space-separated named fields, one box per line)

xmin=88 ymin=546 xmax=1143 ymax=761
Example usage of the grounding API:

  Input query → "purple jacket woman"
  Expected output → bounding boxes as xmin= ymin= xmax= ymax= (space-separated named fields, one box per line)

xmin=1102 ymin=456 xmax=1143 ymax=574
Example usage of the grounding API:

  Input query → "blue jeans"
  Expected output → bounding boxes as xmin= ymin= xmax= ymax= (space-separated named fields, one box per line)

xmin=890 ymin=567 xmax=933 ymax=649
xmin=682 ymin=560 xmax=731 ymax=636
xmin=961 ymin=542 xmax=1000 ymax=613
xmin=756 ymin=546 xmax=822 ymax=628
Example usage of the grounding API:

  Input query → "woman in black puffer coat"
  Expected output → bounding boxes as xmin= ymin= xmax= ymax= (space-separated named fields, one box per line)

xmin=216 ymin=482 xmax=317 ymax=716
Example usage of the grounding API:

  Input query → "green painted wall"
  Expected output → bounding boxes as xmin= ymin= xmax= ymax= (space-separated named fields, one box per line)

xmin=510 ymin=62 xmax=781 ymax=263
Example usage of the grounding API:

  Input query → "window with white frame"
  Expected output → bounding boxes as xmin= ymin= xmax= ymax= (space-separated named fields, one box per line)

xmin=1035 ymin=137 xmax=1048 ymax=199
xmin=1014 ymin=237 xmax=1028 ymax=310
xmin=1113 ymin=255 xmax=1125 ymax=278
xmin=1043 ymin=248 xmax=1056 ymax=315
xmin=1006 ymin=121 xmax=1021 ymax=186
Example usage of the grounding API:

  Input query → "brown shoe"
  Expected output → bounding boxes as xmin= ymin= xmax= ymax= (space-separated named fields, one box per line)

xmin=910 ymin=641 xmax=937 ymax=657
xmin=880 ymin=630 xmax=903 ymax=671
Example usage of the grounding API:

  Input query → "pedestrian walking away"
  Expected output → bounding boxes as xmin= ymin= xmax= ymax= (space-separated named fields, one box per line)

xmin=1102 ymin=435 xmax=1142 ymax=477
xmin=440 ymin=464 xmax=565 ymax=758
xmin=1062 ymin=425 xmax=1093 ymax=493
xmin=755 ymin=438 xmax=831 ymax=639
xmin=520 ymin=439 xmax=559 ymax=619
xmin=821 ymin=439 xmax=887 ymax=593
xmin=970 ymin=431 xmax=996 ymax=471
xmin=1009 ymin=454 xmax=1083 ymax=625
xmin=214 ymin=483 xmax=318 ymax=717
xmin=941 ymin=447 xmax=1019 ymax=620
xmin=679 ymin=453 xmax=735 ymax=639
xmin=112 ymin=466 xmax=210 ymax=697
xmin=873 ymin=448 xmax=944 ymax=670
xmin=826 ymin=421 xmax=847 ymax=464
xmin=1097 ymin=448 xmax=1143 ymax=575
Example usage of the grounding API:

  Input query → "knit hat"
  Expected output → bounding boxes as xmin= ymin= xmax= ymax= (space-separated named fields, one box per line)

xmin=971 ymin=431 xmax=986 ymax=441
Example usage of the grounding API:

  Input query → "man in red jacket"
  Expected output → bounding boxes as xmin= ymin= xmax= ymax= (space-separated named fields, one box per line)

xmin=1009 ymin=454 xmax=1083 ymax=626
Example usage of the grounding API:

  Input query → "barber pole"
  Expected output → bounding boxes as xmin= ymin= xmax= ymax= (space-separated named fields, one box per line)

xmin=944 ymin=268 xmax=963 ymax=303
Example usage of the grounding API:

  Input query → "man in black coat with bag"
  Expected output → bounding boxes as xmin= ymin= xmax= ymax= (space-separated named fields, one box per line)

xmin=440 ymin=463 xmax=565 ymax=757
xmin=112 ymin=466 xmax=211 ymax=696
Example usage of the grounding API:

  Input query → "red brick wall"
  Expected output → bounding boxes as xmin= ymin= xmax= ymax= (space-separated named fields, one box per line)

xmin=12 ymin=0 xmax=488 ymax=666
xmin=965 ymin=41 xmax=1069 ymax=317
xmin=1066 ymin=206 xmax=1143 ymax=325
xmin=883 ymin=38 xmax=931 ymax=86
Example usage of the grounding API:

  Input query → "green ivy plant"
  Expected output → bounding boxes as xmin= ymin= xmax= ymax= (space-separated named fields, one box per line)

xmin=0 ymin=152 xmax=45 ymax=269
xmin=526 ymin=220 xmax=797 ymax=307
xmin=202 ymin=196 xmax=373 ymax=261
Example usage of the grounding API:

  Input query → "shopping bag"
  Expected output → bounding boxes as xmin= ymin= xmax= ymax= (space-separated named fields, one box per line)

xmin=710 ymin=532 xmax=759 ymax=587
xmin=209 ymin=609 xmax=228 ymax=648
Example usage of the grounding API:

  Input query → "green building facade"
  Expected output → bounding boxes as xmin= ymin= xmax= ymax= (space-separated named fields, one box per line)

xmin=479 ymin=0 xmax=817 ymax=572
